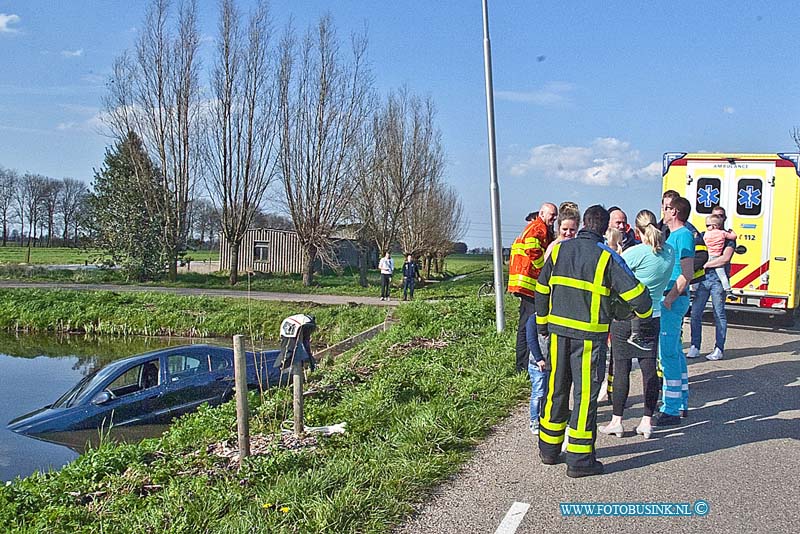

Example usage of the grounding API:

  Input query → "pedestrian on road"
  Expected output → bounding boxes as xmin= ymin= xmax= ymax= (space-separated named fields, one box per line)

xmin=508 ymin=202 xmax=556 ymax=373
xmin=600 ymin=210 xmax=674 ymax=440
xmin=535 ymin=205 xmax=652 ymax=478
xmin=379 ymin=252 xmax=394 ymax=301
xmin=401 ymin=254 xmax=420 ymax=301
xmin=656 ymin=195 xmax=695 ymax=426
xmin=525 ymin=313 xmax=547 ymax=436
xmin=688 ymin=206 xmax=735 ymax=361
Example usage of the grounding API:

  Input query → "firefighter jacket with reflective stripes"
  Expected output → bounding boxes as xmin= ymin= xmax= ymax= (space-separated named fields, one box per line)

xmin=508 ymin=217 xmax=554 ymax=298
xmin=535 ymin=229 xmax=653 ymax=342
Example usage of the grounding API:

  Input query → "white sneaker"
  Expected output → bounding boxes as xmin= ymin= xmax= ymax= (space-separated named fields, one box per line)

xmin=705 ymin=348 xmax=724 ymax=361
xmin=686 ymin=345 xmax=700 ymax=359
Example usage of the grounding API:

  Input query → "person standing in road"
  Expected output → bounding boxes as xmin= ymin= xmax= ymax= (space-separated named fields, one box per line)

xmin=401 ymin=254 xmax=420 ymax=301
xmin=687 ymin=206 xmax=735 ymax=361
xmin=655 ymin=195 xmax=695 ymax=426
xmin=535 ymin=205 xmax=652 ymax=478
xmin=600 ymin=210 xmax=674 ymax=440
xmin=508 ymin=203 xmax=557 ymax=373
xmin=379 ymin=251 xmax=394 ymax=301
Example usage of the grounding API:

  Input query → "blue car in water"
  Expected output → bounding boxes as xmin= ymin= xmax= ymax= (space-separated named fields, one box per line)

xmin=8 ymin=344 xmax=281 ymax=437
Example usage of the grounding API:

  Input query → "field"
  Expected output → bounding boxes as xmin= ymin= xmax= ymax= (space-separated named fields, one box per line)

xmin=0 ymin=245 xmax=220 ymax=265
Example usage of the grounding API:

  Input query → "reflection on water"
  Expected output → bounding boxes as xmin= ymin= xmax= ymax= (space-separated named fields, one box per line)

xmin=0 ymin=332 xmax=229 ymax=482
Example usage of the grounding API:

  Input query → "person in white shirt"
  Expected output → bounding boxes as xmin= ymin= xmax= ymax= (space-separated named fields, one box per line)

xmin=378 ymin=252 xmax=394 ymax=301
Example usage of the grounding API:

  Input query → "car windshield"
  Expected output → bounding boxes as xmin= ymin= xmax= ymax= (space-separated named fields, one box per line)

xmin=50 ymin=363 xmax=122 ymax=408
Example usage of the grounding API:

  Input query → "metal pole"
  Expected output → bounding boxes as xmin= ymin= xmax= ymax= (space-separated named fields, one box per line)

xmin=482 ymin=0 xmax=505 ymax=332
xmin=233 ymin=334 xmax=250 ymax=462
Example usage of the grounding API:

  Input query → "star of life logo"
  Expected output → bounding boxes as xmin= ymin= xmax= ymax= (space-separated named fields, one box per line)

xmin=697 ymin=185 xmax=720 ymax=208
xmin=738 ymin=186 xmax=761 ymax=209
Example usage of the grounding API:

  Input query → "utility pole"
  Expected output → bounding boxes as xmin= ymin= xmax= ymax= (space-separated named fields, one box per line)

xmin=482 ymin=0 xmax=505 ymax=332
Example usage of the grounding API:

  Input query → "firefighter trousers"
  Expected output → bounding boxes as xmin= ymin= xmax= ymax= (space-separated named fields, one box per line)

xmin=538 ymin=333 xmax=607 ymax=468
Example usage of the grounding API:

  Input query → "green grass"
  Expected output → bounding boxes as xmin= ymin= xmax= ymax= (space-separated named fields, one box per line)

xmin=0 ymin=245 xmax=219 ymax=266
xmin=0 ymin=254 xmax=495 ymax=299
xmin=0 ymin=296 xmax=527 ymax=533
xmin=0 ymin=288 xmax=385 ymax=345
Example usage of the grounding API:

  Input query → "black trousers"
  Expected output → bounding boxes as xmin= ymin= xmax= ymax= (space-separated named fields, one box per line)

xmin=402 ymin=277 xmax=415 ymax=299
xmin=538 ymin=333 xmax=606 ymax=468
xmin=380 ymin=274 xmax=391 ymax=298
xmin=515 ymin=297 xmax=536 ymax=372
xmin=611 ymin=358 xmax=659 ymax=417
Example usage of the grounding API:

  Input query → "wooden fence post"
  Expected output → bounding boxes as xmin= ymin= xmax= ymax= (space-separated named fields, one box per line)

xmin=292 ymin=359 xmax=304 ymax=437
xmin=233 ymin=334 xmax=250 ymax=462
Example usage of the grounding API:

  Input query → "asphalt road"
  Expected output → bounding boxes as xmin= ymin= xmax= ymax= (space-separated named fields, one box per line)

xmin=396 ymin=311 xmax=800 ymax=534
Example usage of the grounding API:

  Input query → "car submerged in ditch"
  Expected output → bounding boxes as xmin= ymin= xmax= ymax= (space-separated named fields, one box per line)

xmin=8 ymin=344 xmax=282 ymax=439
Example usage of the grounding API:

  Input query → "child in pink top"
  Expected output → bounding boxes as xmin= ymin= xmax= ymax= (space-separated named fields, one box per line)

xmin=703 ymin=215 xmax=737 ymax=291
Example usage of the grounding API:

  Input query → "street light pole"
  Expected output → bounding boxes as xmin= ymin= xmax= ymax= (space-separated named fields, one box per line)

xmin=481 ymin=0 xmax=505 ymax=332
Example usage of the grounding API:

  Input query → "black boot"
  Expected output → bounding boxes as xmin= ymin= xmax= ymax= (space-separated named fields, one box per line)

xmin=566 ymin=460 xmax=604 ymax=478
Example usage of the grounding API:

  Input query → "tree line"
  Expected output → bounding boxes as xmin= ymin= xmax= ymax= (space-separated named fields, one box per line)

xmin=97 ymin=0 xmax=464 ymax=286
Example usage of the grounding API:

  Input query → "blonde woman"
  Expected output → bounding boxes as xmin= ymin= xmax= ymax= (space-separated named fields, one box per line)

xmin=600 ymin=210 xmax=674 ymax=439
xmin=543 ymin=206 xmax=580 ymax=262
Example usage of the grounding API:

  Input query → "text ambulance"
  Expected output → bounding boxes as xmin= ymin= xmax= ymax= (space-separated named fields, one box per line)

xmin=662 ymin=152 xmax=800 ymax=320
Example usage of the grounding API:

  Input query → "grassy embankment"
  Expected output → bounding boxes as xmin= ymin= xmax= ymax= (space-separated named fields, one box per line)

xmin=0 ymin=296 xmax=527 ymax=533
xmin=0 ymin=245 xmax=219 ymax=265
xmin=0 ymin=253 xmax=495 ymax=298
xmin=0 ymin=288 xmax=384 ymax=345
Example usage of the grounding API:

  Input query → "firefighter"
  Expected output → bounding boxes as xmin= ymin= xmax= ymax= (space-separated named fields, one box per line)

xmin=535 ymin=205 xmax=652 ymax=478
xmin=508 ymin=203 xmax=557 ymax=373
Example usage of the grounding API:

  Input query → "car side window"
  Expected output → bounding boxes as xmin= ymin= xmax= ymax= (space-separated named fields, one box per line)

xmin=108 ymin=359 xmax=160 ymax=397
xmin=209 ymin=351 xmax=231 ymax=372
xmin=168 ymin=353 xmax=208 ymax=381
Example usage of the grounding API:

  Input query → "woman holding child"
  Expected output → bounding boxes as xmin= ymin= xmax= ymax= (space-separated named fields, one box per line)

xmin=600 ymin=210 xmax=674 ymax=439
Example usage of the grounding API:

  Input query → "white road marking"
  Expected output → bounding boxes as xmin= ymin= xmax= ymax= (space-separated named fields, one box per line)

xmin=495 ymin=502 xmax=530 ymax=534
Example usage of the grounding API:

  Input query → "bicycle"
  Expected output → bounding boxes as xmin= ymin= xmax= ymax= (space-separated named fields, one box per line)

xmin=477 ymin=280 xmax=495 ymax=298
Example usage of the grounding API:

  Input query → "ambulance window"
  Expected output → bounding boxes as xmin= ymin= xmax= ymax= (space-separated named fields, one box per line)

xmin=736 ymin=178 xmax=762 ymax=216
xmin=695 ymin=178 xmax=721 ymax=214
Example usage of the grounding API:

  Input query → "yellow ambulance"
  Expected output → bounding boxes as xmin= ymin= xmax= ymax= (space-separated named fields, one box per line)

xmin=662 ymin=152 xmax=800 ymax=320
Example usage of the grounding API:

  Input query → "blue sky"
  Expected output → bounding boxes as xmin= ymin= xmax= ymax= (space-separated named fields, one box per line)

xmin=2 ymin=1 xmax=800 ymax=247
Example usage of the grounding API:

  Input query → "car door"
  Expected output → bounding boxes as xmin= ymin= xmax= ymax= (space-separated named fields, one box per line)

xmin=162 ymin=347 xmax=225 ymax=418
xmin=81 ymin=357 xmax=170 ymax=429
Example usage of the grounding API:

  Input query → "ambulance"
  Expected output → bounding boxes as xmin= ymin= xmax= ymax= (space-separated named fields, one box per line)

xmin=662 ymin=152 xmax=800 ymax=321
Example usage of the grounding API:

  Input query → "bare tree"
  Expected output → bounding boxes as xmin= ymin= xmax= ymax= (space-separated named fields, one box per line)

xmin=59 ymin=178 xmax=88 ymax=245
xmin=41 ymin=178 xmax=63 ymax=247
xmin=204 ymin=0 xmax=278 ymax=285
xmin=104 ymin=0 xmax=201 ymax=281
xmin=277 ymin=15 xmax=372 ymax=286
xmin=15 ymin=173 xmax=48 ymax=262
xmin=0 ymin=167 xmax=17 ymax=246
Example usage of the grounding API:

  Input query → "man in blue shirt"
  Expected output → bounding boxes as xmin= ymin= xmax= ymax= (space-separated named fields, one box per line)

xmin=687 ymin=205 xmax=734 ymax=361
xmin=655 ymin=195 xmax=695 ymax=426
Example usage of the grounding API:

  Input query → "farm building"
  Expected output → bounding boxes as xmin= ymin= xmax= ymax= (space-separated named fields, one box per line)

xmin=219 ymin=228 xmax=376 ymax=274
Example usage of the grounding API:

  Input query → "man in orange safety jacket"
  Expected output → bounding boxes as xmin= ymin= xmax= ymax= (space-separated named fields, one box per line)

xmin=508 ymin=202 xmax=557 ymax=372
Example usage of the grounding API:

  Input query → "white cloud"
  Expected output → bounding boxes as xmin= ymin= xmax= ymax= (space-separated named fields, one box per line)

xmin=496 ymin=81 xmax=575 ymax=106
xmin=0 ymin=13 xmax=21 ymax=33
xmin=510 ymin=137 xmax=660 ymax=186
xmin=61 ymin=49 xmax=84 ymax=58
xmin=723 ymin=106 xmax=735 ymax=114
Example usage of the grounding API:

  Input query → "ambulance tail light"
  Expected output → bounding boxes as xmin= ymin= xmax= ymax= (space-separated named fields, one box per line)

xmin=759 ymin=297 xmax=786 ymax=309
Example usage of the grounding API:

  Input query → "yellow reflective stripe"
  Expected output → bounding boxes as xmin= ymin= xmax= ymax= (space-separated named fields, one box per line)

xmin=535 ymin=281 xmax=550 ymax=294
xmin=619 ymin=282 xmax=645 ymax=302
xmin=512 ymin=242 xmax=542 ymax=251
xmin=540 ymin=432 xmax=565 ymax=445
xmin=592 ymin=251 xmax=610 ymax=325
xmin=532 ymin=255 xmax=545 ymax=269
xmin=540 ymin=419 xmax=567 ymax=432
xmin=542 ymin=333 xmax=558 ymax=425
xmin=535 ymin=314 xmax=548 ymax=325
xmin=523 ymin=237 xmax=542 ymax=247
xmin=552 ymin=243 xmax=561 ymax=264
xmin=696 ymin=244 xmax=708 ymax=251
xmin=570 ymin=428 xmax=593 ymax=439
xmin=635 ymin=307 xmax=653 ymax=319
xmin=566 ymin=443 xmax=592 ymax=453
xmin=577 ymin=340 xmax=592 ymax=435
xmin=509 ymin=274 xmax=536 ymax=291
xmin=548 ymin=314 xmax=609 ymax=333
xmin=550 ymin=276 xmax=611 ymax=296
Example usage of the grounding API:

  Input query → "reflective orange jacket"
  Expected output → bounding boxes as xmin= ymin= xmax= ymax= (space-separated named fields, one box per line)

xmin=507 ymin=217 xmax=552 ymax=298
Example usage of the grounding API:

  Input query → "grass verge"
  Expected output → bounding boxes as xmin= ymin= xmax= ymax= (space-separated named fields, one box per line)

xmin=0 ymin=288 xmax=385 ymax=345
xmin=0 ymin=296 xmax=526 ymax=533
